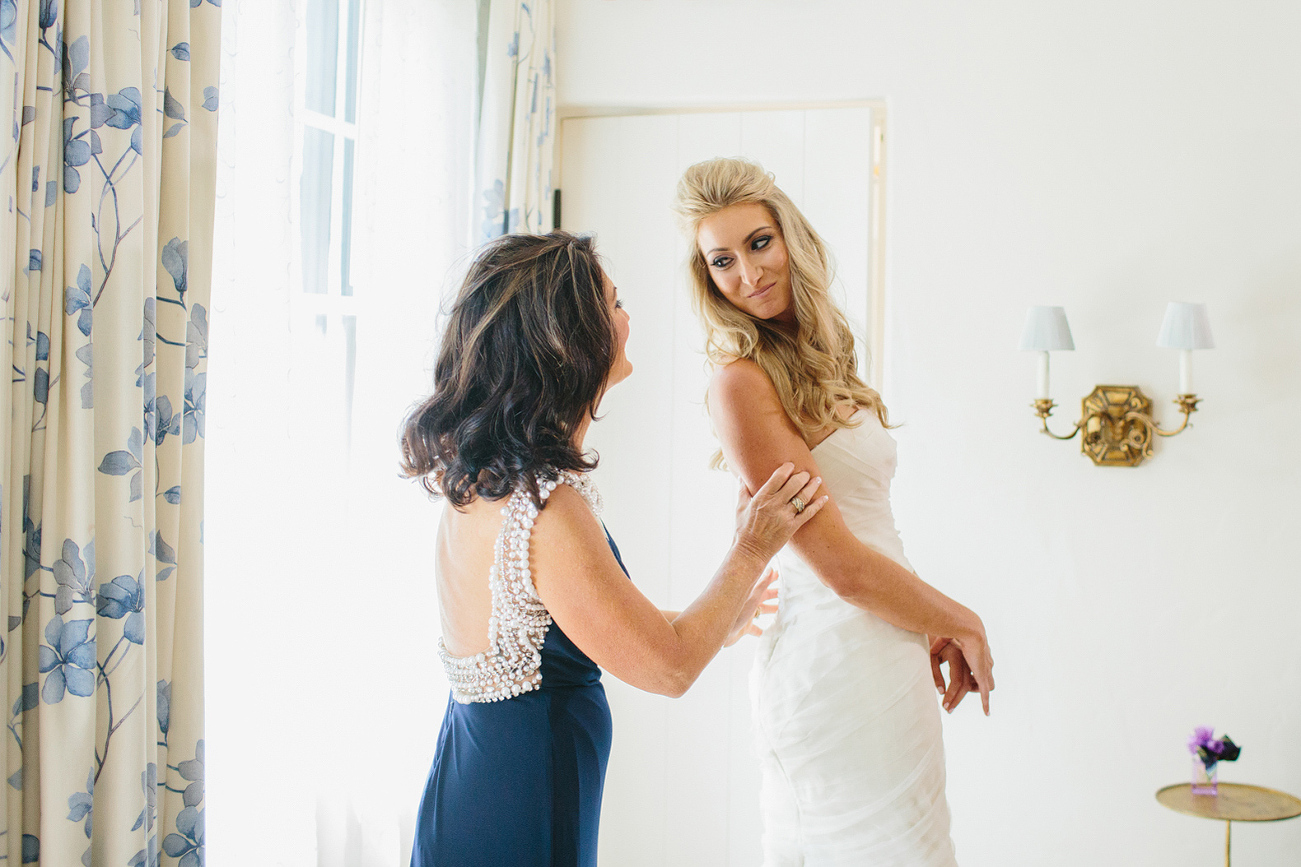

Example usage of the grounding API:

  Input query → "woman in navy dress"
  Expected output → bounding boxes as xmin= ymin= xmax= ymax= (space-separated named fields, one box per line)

xmin=400 ymin=232 xmax=826 ymax=867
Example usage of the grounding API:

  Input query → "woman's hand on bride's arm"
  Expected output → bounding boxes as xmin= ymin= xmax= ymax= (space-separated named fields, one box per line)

xmin=732 ymin=464 xmax=827 ymax=563
xmin=725 ymin=567 xmax=778 ymax=647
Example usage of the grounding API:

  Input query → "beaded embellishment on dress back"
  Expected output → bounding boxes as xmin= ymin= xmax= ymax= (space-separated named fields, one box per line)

xmin=438 ymin=471 xmax=603 ymax=703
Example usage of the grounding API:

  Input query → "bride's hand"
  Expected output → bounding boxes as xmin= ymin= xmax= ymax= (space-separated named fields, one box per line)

xmin=934 ymin=628 xmax=995 ymax=716
xmin=725 ymin=567 xmax=778 ymax=647
xmin=929 ymin=637 xmax=975 ymax=714
xmin=733 ymin=463 xmax=827 ymax=562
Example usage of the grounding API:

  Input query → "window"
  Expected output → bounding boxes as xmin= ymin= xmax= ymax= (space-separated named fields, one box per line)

xmin=298 ymin=0 xmax=363 ymax=451
xmin=208 ymin=1 xmax=476 ymax=859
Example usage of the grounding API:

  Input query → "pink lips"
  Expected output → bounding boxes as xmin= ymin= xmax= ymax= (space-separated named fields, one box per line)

xmin=749 ymin=283 xmax=775 ymax=299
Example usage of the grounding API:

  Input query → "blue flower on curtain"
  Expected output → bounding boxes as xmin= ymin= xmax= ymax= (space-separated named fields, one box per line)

xmin=67 ymin=769 xmax=93 ymax=838
xmin=163 ymin=740 xmax=203 ymax=867
xmin=37 ymin=617 xmax=96 ymax=704
xmin=145 ymin=387 xmax=181 ymax=449
xmin=132 ymin=763 xmax=157 ymax=834
xmin=63 ymin=118 xmax=92 ymax=194
xmin=68 ymin=767 xmax=94 ymax=866
xmin=1 ymin=1 xmax=18 ymax=53
xmin=162 ymin=807 xmax=202 ymax=867
xmin=139 ymin=297 xmax=157 ymax=378
xmin=65 ymin=264 xmax=94 ymax=336
xmin=128 ymin=836 xmax=160 ymax=867
xmin=157 ymin=680 xmax=171 ymax=745
xmin=53 ymin=538 xmax=95 ymax=616
xmin=89 ymin=92 xmax=114 ymax=131
xmin=162 ymin=88 xmax=187 ymax=139
xmin=31 ymin=329 xmax=49 ymax=407
xmin=161 ymin=238 xmax=187 ymax=302
xmin=62 ymin=36 xmax=90 ymax=99
xmin=170 ymin=42 xmax=190 ymax=61
xmin=96 ymin=573 xmax=145 ymax=645
xmin=186 ymin=304 xmax=208 ymax=369
xmin=105 ymin=87 xmax=144 ymax=154
xmin=150 ymin=530 xmax=178 ymax=582
xmin=22 ymin=478 xmax=41 ymax=580
xmin=37 ymin=0 xmax=56 ymax=31
xmin=98 ymin=427 xmax=145 ymax=504
xmin=176 ymin=740 xmax=203 ymax=807
xmin=75 ymin=341 xmax=93 ymax=409
xmin=183 ymin=369 xmax=205 ymax=444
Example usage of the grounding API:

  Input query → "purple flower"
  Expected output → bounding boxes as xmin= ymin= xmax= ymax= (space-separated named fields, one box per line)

xmin=1188 ymin=727 xmax=1243 ymax=769
xmin=1187 ymin=725 xmax=1216 ymax=754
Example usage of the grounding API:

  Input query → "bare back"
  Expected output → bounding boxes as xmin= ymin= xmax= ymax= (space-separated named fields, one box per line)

xmin=435 ymin=497 xmax=506 ymax=658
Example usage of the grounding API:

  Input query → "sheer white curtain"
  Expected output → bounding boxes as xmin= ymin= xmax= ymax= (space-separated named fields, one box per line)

xmin=206 ymin=0 xmax=474 ymax=862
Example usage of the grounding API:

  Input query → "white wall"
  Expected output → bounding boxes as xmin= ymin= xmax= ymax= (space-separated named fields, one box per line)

xmin=555 ymin=2 xmax=1301 ymax=865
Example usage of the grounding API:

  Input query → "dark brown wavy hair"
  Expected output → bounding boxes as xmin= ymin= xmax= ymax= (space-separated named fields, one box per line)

xmin=399 ymin=232 xmax=615 ymax=509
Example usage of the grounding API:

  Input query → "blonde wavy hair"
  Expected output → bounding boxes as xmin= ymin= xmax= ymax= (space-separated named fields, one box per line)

xmin=672 ymin=158 xmax=889 ymax=462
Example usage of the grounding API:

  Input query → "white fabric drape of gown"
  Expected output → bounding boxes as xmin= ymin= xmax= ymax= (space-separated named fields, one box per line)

xmin=751 ymin=410 xmax=958 ymax=866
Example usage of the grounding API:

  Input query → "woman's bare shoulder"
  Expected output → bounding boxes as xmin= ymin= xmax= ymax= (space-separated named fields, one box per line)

xmin=710 ymin=357 xmax=778 ymax=404
xmin=709 ymin=359 xmax=799 ymax=445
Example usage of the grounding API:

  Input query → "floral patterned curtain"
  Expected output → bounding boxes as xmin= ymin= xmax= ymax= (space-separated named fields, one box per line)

xmin=0 ymin=1 xmax=218 ymax=864
xmin=475 ymin=0 xmax=555 ymax=242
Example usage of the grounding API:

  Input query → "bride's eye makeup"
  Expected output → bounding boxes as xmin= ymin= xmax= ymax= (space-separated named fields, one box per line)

xmin=706 ymin=228 xmax=774 ymax=270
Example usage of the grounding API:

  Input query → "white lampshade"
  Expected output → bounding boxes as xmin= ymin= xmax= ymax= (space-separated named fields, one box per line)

xmin=1019 ymin=306 xmax=1075 ymax=351
xmin=1156 ymin=302 xmax=1215 ymax=350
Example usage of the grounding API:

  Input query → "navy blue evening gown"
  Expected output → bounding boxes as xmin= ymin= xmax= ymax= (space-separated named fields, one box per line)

xmin=410 ymin=534 xmax=628 ymax=867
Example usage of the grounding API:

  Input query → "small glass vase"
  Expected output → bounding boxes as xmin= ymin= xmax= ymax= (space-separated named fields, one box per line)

xmin=1191 ymin=756 xmax=1218 ymax=795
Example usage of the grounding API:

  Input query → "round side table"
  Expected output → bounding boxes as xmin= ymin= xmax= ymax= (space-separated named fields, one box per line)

xmin=1156 ymin=782 xmax=1301 ymax=866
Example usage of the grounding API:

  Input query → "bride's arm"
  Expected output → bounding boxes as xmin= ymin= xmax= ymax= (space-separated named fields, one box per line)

xmin=709 ymin=359 xmax=994 ymax=712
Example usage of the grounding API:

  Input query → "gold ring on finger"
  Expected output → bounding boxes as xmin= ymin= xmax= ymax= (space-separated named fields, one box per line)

xmin=791 ymin=495 xmax=806 ymax=514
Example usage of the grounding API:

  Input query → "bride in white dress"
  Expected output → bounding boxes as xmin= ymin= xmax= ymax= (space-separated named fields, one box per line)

xmin=673 ymin=158 xmax=996 ymax=866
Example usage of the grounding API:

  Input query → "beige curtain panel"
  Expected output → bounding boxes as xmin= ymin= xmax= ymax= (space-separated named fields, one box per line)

xmin=0 ymin=1 xmax=219 ymax=864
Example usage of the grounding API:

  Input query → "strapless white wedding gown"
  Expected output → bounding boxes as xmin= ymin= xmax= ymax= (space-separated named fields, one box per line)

xmin=751 ymin=410 xmax=958 ymax=866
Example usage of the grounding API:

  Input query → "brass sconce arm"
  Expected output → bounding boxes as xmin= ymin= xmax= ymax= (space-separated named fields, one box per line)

xmin=1124 ymin=394 xmax=1201 ymax=438
xmin=1030 ymin=387 xmax=1202 ymax=466
xmin=1032 ymin=399 xmax=1082 ymax=440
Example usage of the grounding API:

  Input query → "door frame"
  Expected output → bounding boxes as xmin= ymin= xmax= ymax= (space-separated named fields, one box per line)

xmin=556 ymin=100 xmax=889 ymax=390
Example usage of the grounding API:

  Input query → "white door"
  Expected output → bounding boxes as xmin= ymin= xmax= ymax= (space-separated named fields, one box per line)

xmin=558 ymin=105 xmax=883 ymax=867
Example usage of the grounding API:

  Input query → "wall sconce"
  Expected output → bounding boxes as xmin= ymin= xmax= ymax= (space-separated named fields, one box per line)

xmin=1020 ymin=303 xmax=1214 ymax=467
